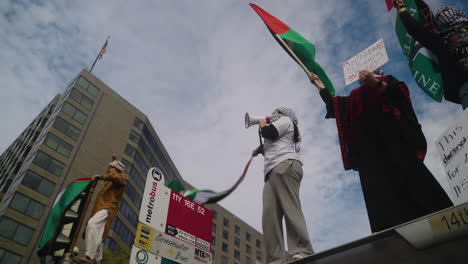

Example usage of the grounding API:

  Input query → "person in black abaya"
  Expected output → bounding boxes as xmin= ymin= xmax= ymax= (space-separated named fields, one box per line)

xmin=311 ymin=70 xmax=453 ymax=232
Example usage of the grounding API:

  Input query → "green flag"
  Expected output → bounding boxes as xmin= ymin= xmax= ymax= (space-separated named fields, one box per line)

xmin=386 ymin=0 xmax=444 ymax=101
xmin=250 ymin=3 xmax=335 ymax=96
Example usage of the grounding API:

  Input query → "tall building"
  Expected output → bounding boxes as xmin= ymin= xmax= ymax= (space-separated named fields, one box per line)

xmin=0 ymin=69 xmax=265 ymax=264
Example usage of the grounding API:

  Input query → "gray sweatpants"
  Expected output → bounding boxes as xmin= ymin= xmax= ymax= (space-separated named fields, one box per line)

xmin=262 ymin=159 xmax=313 ymax=264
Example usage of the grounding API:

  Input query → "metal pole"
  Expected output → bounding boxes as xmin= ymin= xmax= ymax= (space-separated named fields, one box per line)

xmin=89 ymin=36 xmax=110 ymax=73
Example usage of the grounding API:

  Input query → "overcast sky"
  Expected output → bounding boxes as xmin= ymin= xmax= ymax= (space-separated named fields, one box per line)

xmin=1 ymin=0 xmax=467 ymax=252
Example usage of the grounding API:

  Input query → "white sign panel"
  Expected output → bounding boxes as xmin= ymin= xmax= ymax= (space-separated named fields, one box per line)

xmin=130 ymin=245 xmax=177 ymax=264
xmin=139 ymin=168 xmax=170 ymax=230
xmin=342 ymin=39 xmax=389 ymax=85
xmin=436 ymin=109 xmax=468 ymax=204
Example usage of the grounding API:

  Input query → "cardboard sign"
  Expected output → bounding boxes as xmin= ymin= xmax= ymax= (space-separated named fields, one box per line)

xmin=343 ymin=39 xmax=389 ymax=85
xmin=132 ymin=168 xmax=212 ymax=264
xmin=436 ymin=110 xmax=468 ymax=204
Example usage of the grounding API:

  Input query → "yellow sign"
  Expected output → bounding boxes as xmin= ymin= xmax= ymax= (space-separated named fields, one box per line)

xmin=429 ymin=203 xmax=468 ymax=234
xmin=135 ymin=223 xmax=155 ymax=252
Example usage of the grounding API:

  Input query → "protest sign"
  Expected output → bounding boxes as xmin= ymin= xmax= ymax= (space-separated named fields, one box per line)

xmin=343 ymin=39 xmax=389 ymax=85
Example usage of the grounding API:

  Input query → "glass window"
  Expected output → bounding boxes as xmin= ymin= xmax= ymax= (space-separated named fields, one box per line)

xmin=256 ymin=239 xmax=261 ymax=249
xmin=70 ymin=88 xmax=94 ymax=110
xmin=246 ymin=245 xmax=251 ymax=254
xmin=222 ymin=242 xmax=228 ymax=253
xmin=212 ymin=223 xmax=216 ymax=233
xmin=120 ymin=200 xmax=138 ymax=227
xmin=256 ymin=251 xmax=262 ymax=261
xmin=246 ymin=232 xmax=251 ymax=242
xmin=104 ymin=237 xmax=118 ymax=252
xmin=32 ymin=151 xmax=64 ymax=176
xmin=223 ymin=217 xmax=229 ymax=228
xmin=223 ymin=230 xmax=228 ymax=240
xmin=53 ymin=117 xmax=80 ymax=140
xmin=246 ymin=256 xmax=251 ymax=264
xmin=112 ymin=218 xmax=134 ymax=248
xmin=212 ymin=236 xmax=216 ymax=246
xmin=212 ymin=210 xmax=217 ymax=219
xmin=44 ymin=133 xmax=72 ymax=158
xmin=0 ymin=248 xmax=22 ymax=264
xmin=61 ymin=102 xmax=88 ymax=124
xmin=124 ymin=182 xmax=142 ymax=208
xmin=129 ymin=130 xmax=141 ymax=144
xmin=0 ymin=217 xmax=34 ymax=245
xmin=133 ymin=118 xmax=144 ymax=130
xmin=121 ymin=159 xmax=145 ymax=190
xmin=221 ymin=256 xmax=228 ymax=264
xmin=9 ymin=193 xmax=45 ymax=219
xmin=235 ymin=225 xmax=240 ymax=235
xmin=77 ymin=76 xmax=90 ymax=90
xmin=76 ymin=77 xmax=99 ymax=97
xmin=87 ymin=83 xmax=99 ymax=97
xmin=22 ymin=170 xmax=55 ymax=196
xmin=235 ymin=237 xmax=240 ymax=247
xmin=234 ymin=250 xmax=240 ymax=260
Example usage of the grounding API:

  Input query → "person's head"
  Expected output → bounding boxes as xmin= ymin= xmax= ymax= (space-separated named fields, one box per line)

xmin=108 ymin=160 xmax=125 ymax=173
xmin=435 ymin=6 xmax=467 ymax=34
xmin=270 ymin=107 xmax=301 ymax=144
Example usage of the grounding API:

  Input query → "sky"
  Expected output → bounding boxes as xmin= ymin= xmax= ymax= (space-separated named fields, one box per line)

xmin=1 ymin=0 xmax=467 ymax=253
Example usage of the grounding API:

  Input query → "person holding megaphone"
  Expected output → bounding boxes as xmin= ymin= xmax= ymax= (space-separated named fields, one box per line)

xmin=248 ymin=107 xmax=314 ymax=263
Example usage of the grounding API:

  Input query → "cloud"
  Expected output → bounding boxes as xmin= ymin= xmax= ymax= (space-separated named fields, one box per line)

xmin=1 ymin=0 xmax=467 ymax=252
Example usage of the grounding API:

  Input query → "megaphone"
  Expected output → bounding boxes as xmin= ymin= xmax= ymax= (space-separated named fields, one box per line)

xmin=245 ymin=113 xmax=271 ymax=128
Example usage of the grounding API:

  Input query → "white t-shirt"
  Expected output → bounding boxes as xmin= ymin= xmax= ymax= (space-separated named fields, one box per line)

xmin=263 ymin=117 xmax=302 ymax=175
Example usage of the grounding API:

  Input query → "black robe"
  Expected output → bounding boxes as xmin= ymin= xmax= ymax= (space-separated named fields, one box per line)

xmin=320 ymin=76 xmax=453 ymax=232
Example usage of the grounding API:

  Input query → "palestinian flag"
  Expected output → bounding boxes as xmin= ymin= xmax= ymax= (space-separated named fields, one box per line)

xmin=37 ymin=177 xmax=93 ymax=263
xmin=386 ymin=0 xmax=443 ymax=101
xmin=184 ymin=158 xmax=252 ymax=205
xmin=250 ymin=3 xmax=335 ymax=96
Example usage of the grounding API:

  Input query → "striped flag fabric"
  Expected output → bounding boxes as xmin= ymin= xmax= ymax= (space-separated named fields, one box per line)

xmin=98 ymin=39 xmax=108 ymax=60
xmin=386 ymin=0 xmax=444 ymax=101
xmin=250 ymin=3 xmax=335 ymax=96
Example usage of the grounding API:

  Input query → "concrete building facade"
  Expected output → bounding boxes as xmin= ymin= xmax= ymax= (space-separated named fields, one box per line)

xmin=0 ymin=69 xmax=265 ymax=264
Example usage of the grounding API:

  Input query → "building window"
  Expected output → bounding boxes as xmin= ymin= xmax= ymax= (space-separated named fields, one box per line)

xmin=70 ymin=88 xmax=94 ymax=110
xmin=21 ymin=170 xmax=55 ymax=196
xmin=124 ymin=144 xmax=149 ymax=173
xmin=104 ymin=237 xmax=118 ymax=252
xmin=212 ymin=209 xmax=217 ymax=219
xmin=246 ymin=244 xmax=251 ymax=254
xmin=53 ymin=117 xmax=80 ymax=140
xmin=124 ymin=182 xmax=142 ymax=208
xmin=246 ymin=232 xmax=251 ymax=242
xmin=235 ymin=237 xmax=240 ymax=247
xmin=0 ymin=216 xmax=34 ymax=245
xmin=121 ymin=159 xmax=145 ymax=190
xmin=221 ymin=256 xmax=228 ymax=264
xmin=9 ymin=192 xmax=45 ymax=219
xmin=112 ymin=218 xmax=134 ymax=248
xmin=212 ymin=236 xmax=216 ymax=246
xmin=133 ymin=118 xmax=145 ymax=130
xmin=246 ymin=256 xmax=251 ymax=264
xmin=212 ymin=223 xmax=216 ymax=233
xmin=129 ymin=130 xmax=141 ymax=144
xmin=44 ymin=133 xmax=73 ymax=158
xmin=234 ymin=250 xmax=240 ymax=260
xmin=256 ymin=251 xmax=262 ymax=261
xmin=32 ymin=151 xmax=64 ymax=177
xmin=256 ymin=239 xmax=261 ymax=249
xmin=61 ymin=102 xmax=87 ymax=124
xmin=223 ymin=217 xmax=229 ymax=228
xmin=211 ymin=249 xmax=215 ymax=258
xmin=223 ymin=230 xmax=229 ymax=240
xmin=235 ymin=225 xmax=240 ymax=235
xmin=76 ymin=76 xmax=99 ymax=97
xmin=222 ymin=242 xmax=228 ymax=253
xmin=120 ymin=200 xmax=138 ymax=227
xmin=0 ymin=248 xmax=22 ymax=264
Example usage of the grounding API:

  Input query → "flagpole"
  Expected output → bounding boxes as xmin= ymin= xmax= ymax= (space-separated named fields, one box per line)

xmin=274 ymin=35 xmax=325 ymax=90
xmin=89 ymin=36 xmax=110 ymax=73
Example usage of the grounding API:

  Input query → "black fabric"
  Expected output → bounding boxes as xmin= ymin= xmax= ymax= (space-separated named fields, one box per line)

xmin=320 ymin=76 xmax=453 ymax=232
xmin=260 ymin=124 xmax=279 ymax=140
xmin=399 ymin=9 xmax=468 ymax=104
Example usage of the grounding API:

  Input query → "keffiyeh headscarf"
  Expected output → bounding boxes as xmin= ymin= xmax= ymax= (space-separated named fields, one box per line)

xmin=270 ymin=107 xmax=298 ymax=124
xmin=435 ymin=7 xmax=468 ymax=34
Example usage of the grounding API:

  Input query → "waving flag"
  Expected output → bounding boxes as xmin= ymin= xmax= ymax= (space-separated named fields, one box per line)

xmin=250 ymin=3 xmax=335 ymax=95
xmin=386 ymin=0 xmax=443 ymax=101
xmin=183 ymin=158 xmax=253 ymax=205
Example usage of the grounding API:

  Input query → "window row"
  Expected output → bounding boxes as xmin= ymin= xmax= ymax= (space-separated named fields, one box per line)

xmin=9 ymin=192 xmax=45 ymax=220
xmin=61 ymin=102 xmax=87 ymax=125
xmin=0 ymin=248 xmax=21 ymax=264
xmin=32 ymin=151 xmax=64 ymax=177
xmin=53 ymin=117 xmax=80 ymax=140
xmin=124 ymin=145 xmax=149 ymax=174
xmin=21 ymin=170 xmax=55 ymax=196
xmin=76 ymin=76 xmax=100 ymax=97
xmin=124 ymin=182 xmax=142 ymax=208
xmin=70 ymin=88 xmax=94 ymax=110
xmin=112 ymin=218 xmax=134 ymax=248
xmin=43 ymin=133 xmax=73 ymax=158
xmin=120 ymin=199 xmax=138 ymax=228
xmin=121 ymin=159 xmax=145 ymax=190
xmin=0 ymin=216 xmax=34 ymax=246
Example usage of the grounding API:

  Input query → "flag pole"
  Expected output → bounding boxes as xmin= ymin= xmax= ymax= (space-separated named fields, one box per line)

xmin=89 ymin=36 xmax=110 ymax=73
xmin=274 ymin=35 xmax=325 ymax=90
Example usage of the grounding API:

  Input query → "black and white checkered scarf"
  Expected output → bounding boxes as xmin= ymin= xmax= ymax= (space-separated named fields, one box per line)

xmin=435 ymin=7 xmax=467 ymax=34
xmin=270 ymin=107 xmax=298 ymax=125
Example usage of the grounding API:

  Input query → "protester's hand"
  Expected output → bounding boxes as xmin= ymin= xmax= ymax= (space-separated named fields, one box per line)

xmin=92 ymin=175 xmax=100 ymax=181
xmin=393 ymin=0 xmax=405 ymax=9
xmin=259 ymin=119 xmax=267 ymax=128
xmin=359 ymin=70 xmax=379 ymax=87
xmin=252 ymin=146 xmax=263 ymax=157
xmin=308 ymin=73 xmax=319 ymax=83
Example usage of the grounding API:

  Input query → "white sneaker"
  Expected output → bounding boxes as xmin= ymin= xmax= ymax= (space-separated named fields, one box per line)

xmin=291 ymin=254 xmax=304 ymax=261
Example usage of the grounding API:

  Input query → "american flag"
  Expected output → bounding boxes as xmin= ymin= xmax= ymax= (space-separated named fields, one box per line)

xmin=98 ymin=39 xmax=108 ymax=60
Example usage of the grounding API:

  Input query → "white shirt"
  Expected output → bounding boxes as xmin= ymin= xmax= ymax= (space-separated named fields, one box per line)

xmin=263 ymin=117 xmax=302 ymax=175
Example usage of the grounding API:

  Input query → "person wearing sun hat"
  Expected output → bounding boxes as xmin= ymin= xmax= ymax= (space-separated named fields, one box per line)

xmin=77 ymin=155 xmax=126 ymax=264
